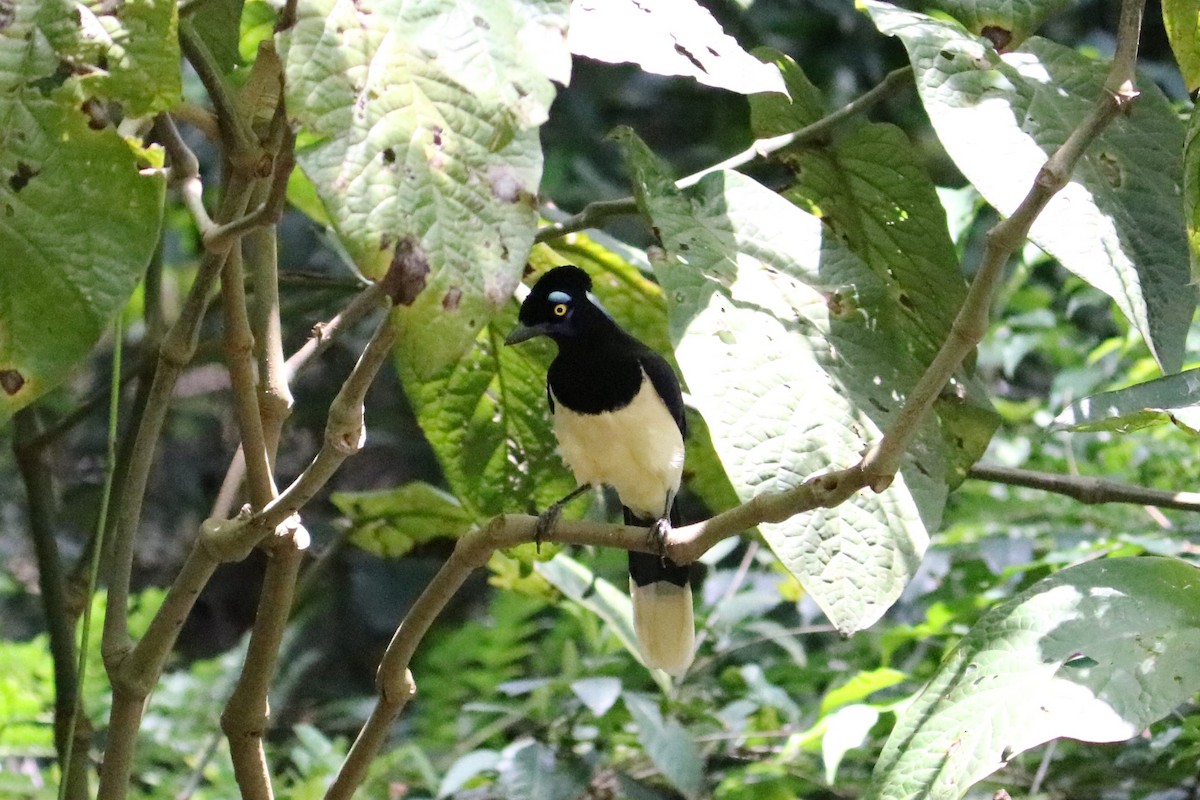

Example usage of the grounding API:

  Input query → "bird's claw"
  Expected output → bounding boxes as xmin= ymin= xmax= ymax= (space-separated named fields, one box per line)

xmin=649 ymin=517 xmax=672 ymax=564
xmin=535 ymin=503 xmax=564 ymax=554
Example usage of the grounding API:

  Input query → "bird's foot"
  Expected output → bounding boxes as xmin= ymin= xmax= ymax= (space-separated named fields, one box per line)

xmin=649 ymin=517 xmax=672 ymax=565
xmin=534 ymin=503 xmax=564 ymax=554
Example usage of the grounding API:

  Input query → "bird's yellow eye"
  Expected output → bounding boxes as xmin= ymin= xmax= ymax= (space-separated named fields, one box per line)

xmin=553 ymin=303 xmax=569 ymax=317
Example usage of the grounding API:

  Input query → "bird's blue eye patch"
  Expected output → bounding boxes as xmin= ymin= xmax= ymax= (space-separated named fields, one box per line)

xmin=547 ymin=291 xmax=572 ymax=304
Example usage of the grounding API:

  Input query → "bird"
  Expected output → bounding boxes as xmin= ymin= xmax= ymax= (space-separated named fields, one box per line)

xmin=505 ymin=264 xmax=694 ymax=675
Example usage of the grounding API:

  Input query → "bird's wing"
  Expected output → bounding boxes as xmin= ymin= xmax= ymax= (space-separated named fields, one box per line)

xmin=638 ymin=351 xmax=686 ymax=437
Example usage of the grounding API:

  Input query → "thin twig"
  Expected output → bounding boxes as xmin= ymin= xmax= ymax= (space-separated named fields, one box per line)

xmin=211 ymin=280 xmax=386 ymax=520
xmin=967 ymin=463 xmax=1200 ymax=512
xmin=13 ymin=410 xmax=89 ymax=800
xmin=533 ymin=66 xmax=912 ymax=243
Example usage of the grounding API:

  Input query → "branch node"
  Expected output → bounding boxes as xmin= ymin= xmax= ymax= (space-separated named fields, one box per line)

xmin=198 ymin=510 xmax=259 ymax=563
xmin=379 ymin=668 xmax=417 ymax=706
xmin=325 ymin=403 xmax=366 ymax=455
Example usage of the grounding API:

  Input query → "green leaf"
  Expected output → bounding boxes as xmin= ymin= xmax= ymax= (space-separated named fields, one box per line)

xmin=820 ymin=667 xmax=908 ymax=715
xmin=617 ymin=129 xmax=960 ymax=634
xmin=748 ymin=49 xmax=825 ymax=137
xmin=1054 ymin=368 xmax=1200 ymax=434
xmin=396 ymin=299 xmax=576 ymax=523
xmin=280 ymin=0 xmax=570 ymax=374
xmin=866 ymin=1 xmax=1193 ymax=373
xmin=624 ymin=693 xmax=705 ymax=799
xmin=438 ymin=749 xmax=501 ymax=798
xmin=0 ymin=3 xmax=166 ymax=422
xmin=924 ymin=0 xmax=1072 ymax=49
xmin=1186 ymin=103 xmax=1200 ymax=283
xmin=331 ymin=481 xmax=474 ymax=558
xmin=568 ymin=0 xmax=786 ymax=96
xmin=496 ymin=739 xmax=589 ymax=800
xmin=36 ymin=0 xmax=181 ymax=115
xmin=535 ymin=553 xmax=644 ymax=672
xmin=186 ymin=0 xmax=245 ymax=75
xmin=869 ymin=556 xmax=1200 ymax=800
xmin=1163 ymin=0 xmax=1200 ymax=91
xmin=570 ymin=676 xmax=623 ymax=717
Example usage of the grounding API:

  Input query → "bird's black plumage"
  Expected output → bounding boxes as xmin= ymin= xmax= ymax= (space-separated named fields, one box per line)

xmin=506 ymin=265 xmax=695 ymax=674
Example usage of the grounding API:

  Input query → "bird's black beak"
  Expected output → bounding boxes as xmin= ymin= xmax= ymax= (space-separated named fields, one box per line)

xmin=504 ymin=323 xmax=549 ymax=345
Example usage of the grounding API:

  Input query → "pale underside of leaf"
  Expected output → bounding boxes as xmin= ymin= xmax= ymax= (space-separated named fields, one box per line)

xmin=567 ymin=0 xmax=786 ymax=96
xmin=866 ymin=1 xmax=1194 ymax=374
xmin=281 ymin=0 xmax=569 ymax=374
xmin=870 ymin=557 xmax=1200 ymax=800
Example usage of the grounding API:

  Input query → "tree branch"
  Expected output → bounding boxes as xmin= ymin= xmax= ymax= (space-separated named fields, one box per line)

xmin=221 ymin=102 xmax=302 ymax=800
xmin=533 ymin=66 xmax=912 ymax=243
xmin=968 ymin=463 xmax=1200 ymax=512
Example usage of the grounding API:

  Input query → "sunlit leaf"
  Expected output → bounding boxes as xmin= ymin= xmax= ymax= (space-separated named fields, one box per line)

xmin=866 ymin=1 xmax=1193 ymax=373
xmin=1054 ymin=368 xmax=1200 ymax=435
xmin=1163 ymin=0 xmax=1200 ymax=91
xmin=869 ymin=557 xmax=1200 ymax=800
xmin=568 ymin=0 xmax=786 ymax=96
xmin=331 ymin=481 xmax=474 ymax=558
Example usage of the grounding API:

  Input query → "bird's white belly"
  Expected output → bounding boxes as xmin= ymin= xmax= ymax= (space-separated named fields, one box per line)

xmin=552 ymin=377 xmax=684 ymax=519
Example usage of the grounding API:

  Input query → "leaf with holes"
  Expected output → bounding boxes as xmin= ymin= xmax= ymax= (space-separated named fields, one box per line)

xmin=568 ymin=0 xmax=785 ymax=96
xmin=925 ymin=0 xmax=1072 ymax=49
xmin=280 ymin=0 xmax=571 ymax=375
xmin=0 ymin=2 xmax=166 ymax=423
xmin=866 ymin=0 xmax=1193 ymax=373
xmin=618 ymin=128 xmax=966 ymax=634
xmin=36 ymin=0 xmax=180 ymax=115
xmin=869 ymin=557 xmax=1200 ymax=800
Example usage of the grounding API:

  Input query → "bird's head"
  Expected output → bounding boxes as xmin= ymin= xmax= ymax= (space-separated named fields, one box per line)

xmin=505 ymin=265 xmax=611 ymax=345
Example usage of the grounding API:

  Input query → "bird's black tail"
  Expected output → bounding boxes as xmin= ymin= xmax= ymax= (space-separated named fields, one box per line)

xmin=625 ymin=506 xmax=694 ymax=676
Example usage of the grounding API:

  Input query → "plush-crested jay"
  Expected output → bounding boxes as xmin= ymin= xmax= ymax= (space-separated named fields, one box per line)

xmin=505 ymin=265 xmax=694 ymax=675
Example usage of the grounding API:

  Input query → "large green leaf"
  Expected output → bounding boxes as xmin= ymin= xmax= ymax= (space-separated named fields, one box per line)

xmin=1054 ymin=368 xmax=1200 ymax=434
xmin=35 ymin=0 xmax=181 ymax=115
xmin=280 ymin=0 xmax=570 ymax=375
xmin=924 ymin=0 xmax=1072 ymax=49
xmin=0 ymin=2 xmax=167 ymax=422
xmin=866 ymin=1 xmax=1193 ymax=374
xmin=331 ymin=481 xmax=474 ymax=558
xmin=624 ymin=693 xmax=705 ymax=799
xmin=869 ymin=557 xmax=1200 ymax=800
xmin=1186 ymin=103 xmax=1200 ymax=283
xmin=1163 ymin=0 xmax=1200 ymax=91
xmin=619 ymin=130 xmax=960 ymax=634
xmin=567 ymin=0 xmax=785 ymax=96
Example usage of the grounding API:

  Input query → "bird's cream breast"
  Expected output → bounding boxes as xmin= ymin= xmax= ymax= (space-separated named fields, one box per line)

xmin=551 ymin=374 xmax=684 ymax=519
